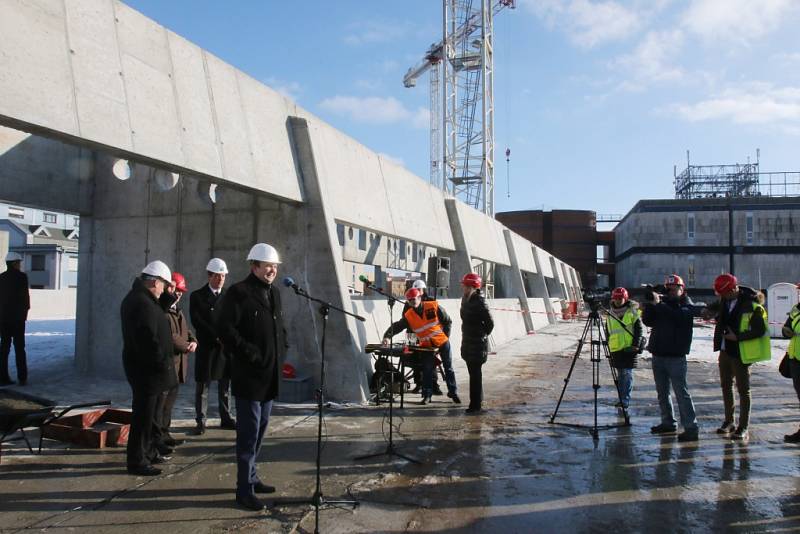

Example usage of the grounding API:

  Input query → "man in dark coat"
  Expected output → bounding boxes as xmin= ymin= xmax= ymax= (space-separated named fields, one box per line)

xmin=459 ymin=273 xmax=494 ymax=414
xmin=217 ymin=243 xmax=287 ymax=511
xmin=0 ymin=252 xmax=30 ymax=386
xmin=189 ymin=258 xmax=234 ymax=434
xmin=120 ymin=260 xmax=176 ymax=476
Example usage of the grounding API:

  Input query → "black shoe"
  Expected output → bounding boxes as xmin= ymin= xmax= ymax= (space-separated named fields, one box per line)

xmin=0 ymin=379 xmax=15 ymax=386
xmin=465 ymin=407 xmax=482 ymax=415
xmin=677 ymin=430 xmax=699 ymax=442
xmin=192 ymin=423 xmax=206 ymax=436
xmin=253 ymin=481 xmax=276 ymax=494
xmin=731 ymin=427 xmax=749 ymax=440
xmin=127 ymin=465 xmax=162 ymax=476
xmin=716 ymin=421 xmax=735 ymax=434
xmin=410 ymin=385 xmax=421 ymax=394
xmin=784 ymin=430 xmax=800 ymax=443
xmin=447 ymin=392 xmax=461 ymax=404
xmin=156 ymin=444 xmax=174 ymax=456
xmin=432 ymin=387 xmax=444 ymax=396
xmin=420 ymin=396 xmax=431 ymax=405
xmin=650 ymin=423 xmax=678 ymax=434
xmin=164 ymin=437 xmax=185 ymax=447
xmin=220 ymin=419 xmax=237 ymax=430
xmin=235 ymin=493 xmax=265 ymax=511
xmin=151 ymin=453 xmax=171 ymax=464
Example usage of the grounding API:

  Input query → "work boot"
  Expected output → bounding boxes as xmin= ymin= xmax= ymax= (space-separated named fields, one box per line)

xmin=650 ymin=423 xmax=677 ymax=434
xmin=447 ymin=392 xmax=461 ymax=404
xmin=192 ymin=423 xmax=206 ymax=436
xmin=432 ymin=386 xmax=444 ymax=396
xmin=784 ymin=430 xmax=800 ymax=443
xmin=716 ymin=421 xmax=735 ymax=434
xmin=235 ymin=493 xmax=265 ymax=511
xmin=677 ymin=429 xmax=699 ymax=442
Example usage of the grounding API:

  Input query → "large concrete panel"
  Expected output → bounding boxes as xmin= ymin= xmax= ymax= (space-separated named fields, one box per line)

xmin=507 ymin=230 xmax=538 ymax=273
xmin=0 ymin=0 xmax=77 ymax=135
xmin=453 ymin=202 xmax=509 ymax=265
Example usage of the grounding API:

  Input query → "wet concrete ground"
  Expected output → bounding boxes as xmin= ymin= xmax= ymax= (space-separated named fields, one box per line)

xmin=2 ymin=320 xmax=800 ymax=533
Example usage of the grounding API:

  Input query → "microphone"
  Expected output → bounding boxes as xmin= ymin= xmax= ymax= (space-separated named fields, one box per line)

xmin=282 ymin=276 xmax=299 ymax=290
xmin=358 ymin=274 xmax=370 ymax=284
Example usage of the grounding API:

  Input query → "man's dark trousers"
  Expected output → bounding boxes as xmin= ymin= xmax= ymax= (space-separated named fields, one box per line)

xmin=0 ymin=320 xmax=26 ymax=383
xmin=128 ymin=390 xmax=159 ymax=468
xmin=235 ymin=397 xmax=273 ymax=498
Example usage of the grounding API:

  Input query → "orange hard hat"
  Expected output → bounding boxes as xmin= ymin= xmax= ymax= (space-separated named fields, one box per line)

xmin=664 ymin=274 xmax=685 ymax=287
xmin=461 ymin=272 xmax=482 ymax=289
xmin=714 ymin=273 xmax=738 ymax=295
xmin=405 ymin=287 xmax=422 ymax=300
xmin=171 ymin=272 xmax=188 ymax=292
xmin=611 ymin=287 xmax=628 ymax=301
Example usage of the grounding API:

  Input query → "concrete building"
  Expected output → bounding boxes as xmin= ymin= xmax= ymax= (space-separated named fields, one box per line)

xmin=615 ymin=197 xmax=800 ymax=298
xmin=0 ymin=0 xmax=580 ymax=401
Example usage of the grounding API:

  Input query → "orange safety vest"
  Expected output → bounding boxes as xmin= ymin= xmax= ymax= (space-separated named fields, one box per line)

xmin=404 ymin=301 xmax=448 ymax=348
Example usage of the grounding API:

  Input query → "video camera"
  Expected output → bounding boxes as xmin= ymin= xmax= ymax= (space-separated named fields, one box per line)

xmin=581 ymin=288 xmax=610 ymax=312
xmin=641 ymin=283 xmax=667 ymax=303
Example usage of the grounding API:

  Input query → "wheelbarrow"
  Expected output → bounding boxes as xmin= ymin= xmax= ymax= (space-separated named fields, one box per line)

xmin=0 ymin=388 xmax=110 ymax=463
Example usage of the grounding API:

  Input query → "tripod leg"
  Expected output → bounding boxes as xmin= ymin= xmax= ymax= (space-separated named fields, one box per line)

xmin=550 ymin=318 xmax=593 ymax=423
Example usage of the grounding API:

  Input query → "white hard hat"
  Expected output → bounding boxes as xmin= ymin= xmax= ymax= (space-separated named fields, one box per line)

xmin=141 ymin=260 xmax=172 ymax=282
xmin=412 ymin=279 xmax=427 ymax=290
xmin=206 ymin=257 xmax=228 ymax=274
xmin=246 ymin=243 xmax=281 ymax=264
xmin=5 ymin=252 xmax=22 ymax=262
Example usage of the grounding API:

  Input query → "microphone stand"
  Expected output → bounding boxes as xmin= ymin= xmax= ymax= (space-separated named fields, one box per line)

xmin=284 ymin=282 xmax=364 ymax=534
xmin=355 ymin=281 xmax=419 ymax=464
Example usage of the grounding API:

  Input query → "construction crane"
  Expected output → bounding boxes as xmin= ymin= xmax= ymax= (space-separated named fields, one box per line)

xmin=404 ymin=0 xmax=515 ymax=217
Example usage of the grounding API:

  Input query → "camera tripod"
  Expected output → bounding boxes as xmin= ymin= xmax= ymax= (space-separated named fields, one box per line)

xmin=549 ymin=305 xmax=632 ymax=440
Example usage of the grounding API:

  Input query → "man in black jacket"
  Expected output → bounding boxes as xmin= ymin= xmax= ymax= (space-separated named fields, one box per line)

xmin=120 ymin=260 xmax=176 ymax=476
xmin=0 ymin=252 xmax=30 ymax=386
xmin=217 ymin=243 xmax=287 ymax=511
xmin=642 ymin=274 xmax=702 ymax=442
xmin=189 ymin=258 xmax=235 ymax=434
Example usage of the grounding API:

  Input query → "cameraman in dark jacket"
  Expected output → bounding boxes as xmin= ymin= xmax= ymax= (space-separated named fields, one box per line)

xmin=642 ymin=274 xmax=701 ymax=442
xmin=459 ymin=273 xmax=494 ymax=414
xmin=711 ymin=274 xmax=768 ymax=441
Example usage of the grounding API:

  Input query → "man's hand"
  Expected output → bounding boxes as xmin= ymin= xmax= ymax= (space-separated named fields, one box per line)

xmin=724 ymin=327 xmax=737 ymax=341
xmin=783 ymin=326 xmax=794 ymax=338
xmin=381 ymin=337 xmax=391 ymax=346
xmin=187 ymin=341 xmax=198 ymax=352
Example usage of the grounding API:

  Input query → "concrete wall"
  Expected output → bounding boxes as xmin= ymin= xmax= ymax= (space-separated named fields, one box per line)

xmin=29 ymin=288 xmax=76 ymax=319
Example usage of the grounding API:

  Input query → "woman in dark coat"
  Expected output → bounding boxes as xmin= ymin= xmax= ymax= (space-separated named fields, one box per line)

xmin=460 ymin=273 xmax=494 ymax=414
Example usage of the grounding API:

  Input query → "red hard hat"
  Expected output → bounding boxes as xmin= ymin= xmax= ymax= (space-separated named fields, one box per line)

xmin=171 ymin=272 xmax=188 ymax=292
xmin=664 ymin=274 xmax=685 ymax=287
xmin=461 ymin=272 xmax=482 ymax=289
xmin=714 ymin=273 xmax=738 ymax=295
xmin=405 ymin=287 xmax=422 ymax=300
xmin=611 ymin=287 xmax=628 ymax=301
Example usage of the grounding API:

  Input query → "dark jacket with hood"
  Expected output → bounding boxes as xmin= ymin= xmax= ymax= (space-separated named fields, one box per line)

xmin=460 ymin=289 xmax=494 ymax=364
xmin=120 ymin=278 xmax=177 ymax=394
xmin=161 ymin=292 xmax=196 ymax=384
xmin=711 ymin=285 xmax=766 ymax=361
xmin=605 ymin=300 xmax=643 ymax=369
xmin=642 ymin=294 xmax=700 ymax=358
xmin=217 ymin=273 xmax=288 ymax=402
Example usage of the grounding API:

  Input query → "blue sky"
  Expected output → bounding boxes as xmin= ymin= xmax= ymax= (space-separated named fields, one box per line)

xmin=125 ymin=0 xmax=800 ymax=218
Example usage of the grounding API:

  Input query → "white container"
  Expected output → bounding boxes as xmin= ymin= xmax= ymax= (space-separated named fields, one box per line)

xmin=767 ymin=282 xmax=798 ymax=338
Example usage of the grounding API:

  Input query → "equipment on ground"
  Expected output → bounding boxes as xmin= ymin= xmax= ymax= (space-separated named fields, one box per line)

xmin=142 ymin=260 xmax=171 ymax=282
xmin=427 ymin=256 xmax=450 ymax=294
xmin=549 ymin=304 xmax=632 ymax=441
xmin=206 ymin=257 xmax=228 ymax=274
xmin=246 ymin=243 xmax=281 ymax=264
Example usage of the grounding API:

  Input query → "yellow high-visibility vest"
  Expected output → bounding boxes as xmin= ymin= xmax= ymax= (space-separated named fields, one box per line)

xmin=788 ymin=306 xmax=800 ymax=360
xmin=606 ymin=308 xmax=638 ymax=352
xmin=739 ymin=303 xmax=771 ymax=364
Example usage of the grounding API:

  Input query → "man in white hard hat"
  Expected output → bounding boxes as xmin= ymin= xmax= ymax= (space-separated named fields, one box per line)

xmin=0 ymin=252 xmax=30 ymax=386
xmin=120 ymin=260 xmax=178 ymax=476
xmin=217 ymin=243 xmax=287 ymax=511
xmin=190 ymin=258 xmax=236 ymax=435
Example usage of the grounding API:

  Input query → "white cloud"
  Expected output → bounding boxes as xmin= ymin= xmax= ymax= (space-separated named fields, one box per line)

xmin=668 ymin=83 xmax=800 ymax=129
xmin=264 ymin=77 xmax=302 ymax=101
xmin=343 ymin=20 xmax=408 ymax=46
xmin=378 ymin=152 xmax=405 ymax=167
xmin=524 ymin=0 xmax=641 ymax=48
xmin=613 ymin=29 xmax=685 ymax=90
xmin=319 ymin=95 xmax=429 ymax=129
xmin=682 ymin=0 xmax=796 ymax=44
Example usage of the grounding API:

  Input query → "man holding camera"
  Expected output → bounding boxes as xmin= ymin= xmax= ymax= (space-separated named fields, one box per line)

xmin=642 ymin=274 xmax=701 ymax=442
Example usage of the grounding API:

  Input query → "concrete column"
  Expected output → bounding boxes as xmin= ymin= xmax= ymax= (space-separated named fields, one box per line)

xmin=443 ymin=198 xmax=474 ymax=290
xmin=502 ymin=229 xmax=534 ymax=333
xmin=532 ymin=246 xmax=555 ymax=324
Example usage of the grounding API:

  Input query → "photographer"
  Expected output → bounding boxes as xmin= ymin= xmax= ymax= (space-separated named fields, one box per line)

xmin=642 ymin=274 xmax=702 ymax=442
xmin=604 ymin=287 xmax=643 ymax=411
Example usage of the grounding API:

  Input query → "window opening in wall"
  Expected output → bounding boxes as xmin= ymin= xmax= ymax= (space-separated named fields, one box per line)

xmin=348 ymin=227 xmax=354 ymax=241
xmin=31 ymin=255 xmax=45 ymax=271
xmin=336 ymin=223 xmax=345 ymax=247
xmin=687 ymin=213 xmax=695 ymax=240
xmin=399 ymin=239 xmax=407 ymax=260
xmin=68 ymin=256 xmax=79 ymax=272
xmin=43 ymin=212 xmax=57 ymax=224
xmin=358 ymin=228 xmax=367 ymax=251
xmin=8 ymin=206 xmax=24 ymax=219
xmin=746 ymin=212 xmax=754 ymax=245
xmin=412 ymin=243 xmax=418 ymax=262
